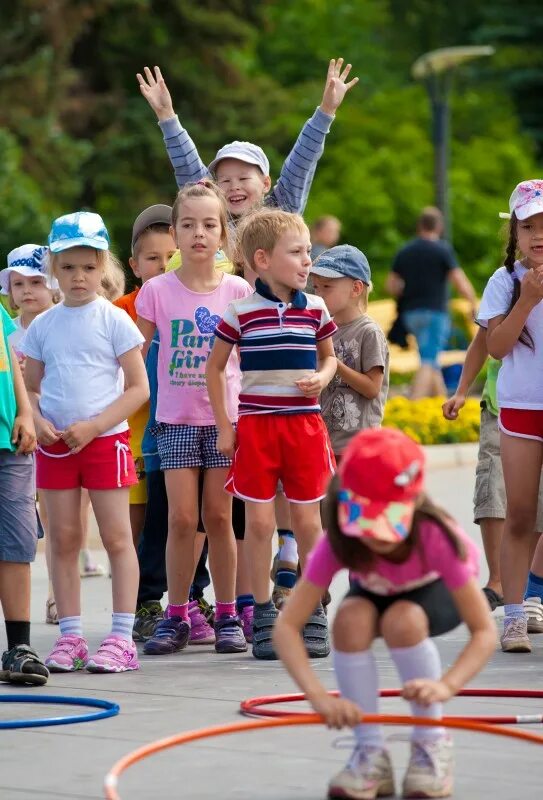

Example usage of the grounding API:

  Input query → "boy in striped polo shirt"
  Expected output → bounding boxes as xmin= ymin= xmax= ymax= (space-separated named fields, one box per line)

xmin=207 ymin=210 xmax=337 ymax=659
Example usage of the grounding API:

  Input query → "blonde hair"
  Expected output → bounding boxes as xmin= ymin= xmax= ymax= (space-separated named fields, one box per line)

xmin=48 ymin=248 xmax=126 ymax=302
xmin=236 ymin=209 xmax=308 ymax=272
xmin=171 ymin=180 xmax=230 ymax=257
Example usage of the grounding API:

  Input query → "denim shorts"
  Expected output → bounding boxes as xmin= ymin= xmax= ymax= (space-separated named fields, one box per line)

xmin=154 ymin=423 xmax=232 ymax=470
xmin=402 ymin=309 xmax=450 ymax=369
xmin=0 ymin=450 xmax=38 ymax=563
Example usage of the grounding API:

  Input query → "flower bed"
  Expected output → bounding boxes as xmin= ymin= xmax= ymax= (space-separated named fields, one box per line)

xmin=383 ymin=396 xmax=480 ymax=445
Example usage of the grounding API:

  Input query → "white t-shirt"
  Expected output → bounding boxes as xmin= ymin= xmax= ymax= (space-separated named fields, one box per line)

xmin=22 ymin=296 xmax=144 ymax=435
xmin=478 ymin=261 xmax=543 ymax=410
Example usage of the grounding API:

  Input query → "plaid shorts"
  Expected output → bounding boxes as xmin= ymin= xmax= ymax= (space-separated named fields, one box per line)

xmin=154 ymin=423 xmax=232 ymax=470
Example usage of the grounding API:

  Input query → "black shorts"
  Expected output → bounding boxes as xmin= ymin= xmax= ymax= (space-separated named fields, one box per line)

xmin=346 ymin=579 xmax=461 ymax=637
xmin=197 ymin=473 xmax=245 ymax=540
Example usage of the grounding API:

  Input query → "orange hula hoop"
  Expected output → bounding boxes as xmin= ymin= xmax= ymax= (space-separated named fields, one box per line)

xmin=103 ymin=713 xmax=543 ymax=800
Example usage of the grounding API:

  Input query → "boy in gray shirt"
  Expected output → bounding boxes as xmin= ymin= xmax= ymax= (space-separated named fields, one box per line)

xmin=312 ymin=245 xmax=389 ymax=457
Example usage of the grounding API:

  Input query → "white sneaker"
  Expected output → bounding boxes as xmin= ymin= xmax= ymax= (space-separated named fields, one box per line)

xmin=500 ymin=616 xmax=531 ymax=652
xmin=524 ymin=597 xmax=543 ymax=633
xmin=328 ymin=745 xmax=395 ymax=799
xmin=402 ymin=736 xmax=454 ymax=798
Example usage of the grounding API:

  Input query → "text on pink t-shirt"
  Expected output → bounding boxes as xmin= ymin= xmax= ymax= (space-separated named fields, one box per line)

xmin=136 ymin=270 xmax=253 ymax=425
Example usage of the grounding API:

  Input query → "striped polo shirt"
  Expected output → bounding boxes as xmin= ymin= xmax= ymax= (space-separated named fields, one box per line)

xmin=214 ymin=279 xmax=337 ymax=415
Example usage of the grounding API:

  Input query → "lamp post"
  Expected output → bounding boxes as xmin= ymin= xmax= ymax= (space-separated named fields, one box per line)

xmin=412 ymin=46 xmax=495 ymax=241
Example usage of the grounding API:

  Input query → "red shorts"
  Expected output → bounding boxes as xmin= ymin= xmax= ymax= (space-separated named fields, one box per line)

xmin=36 ymin=431 xmax=138 ymax=491
xmin=225 ymin=413 xmax=336 ymax=504
xmin=499 ymin=408 xmax=543 ymax=443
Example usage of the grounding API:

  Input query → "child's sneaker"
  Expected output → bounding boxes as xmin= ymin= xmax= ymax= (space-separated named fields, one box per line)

xmin=402 ymin=736 xmax=454 ymax=798
xmin=197 ymin=597 xmax=215 ymax=626
xmin=133 ymin=601 xmax=163 ymax=642
xmin=272 ymin=584 xmax=292 ymax=610
xmin=0 ymin=645 xmax=49 ymax=686
xmin=45 ymin=635 xmax=89 ymax=672
xmin=240 ymin=605 xmax=254 ymax=643
xmin=214 ymin=614 xmax=247 ymax=653
xmin=188 ymin=600 xmax=216 ymax=645
xmin=87 ymin=635 xmax=139 ymax=673
xmin=252 ymin=603 xmax=279 ymax=660
xmin=524 ymin=597 xmax=543 ymax=633
xmin=143 ymin=616 xmax=190 ymax=655
xmin=79 ymin=550 xmax=106 ymax=578
xmin=500 ymin=616 xmax=531 ymax=652
xmin=328 ymin=744 xmax=394 ymax=799
xmin=303 ymin=605 xmax=330 ymax=658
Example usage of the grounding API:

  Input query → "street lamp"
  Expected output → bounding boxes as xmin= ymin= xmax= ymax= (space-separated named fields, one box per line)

xmin=412 ymin=46 xmax=495 ymax=241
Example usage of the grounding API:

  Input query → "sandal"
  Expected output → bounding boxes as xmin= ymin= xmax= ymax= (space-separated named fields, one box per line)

xmin=303 ymin=605 xmax=330 ymax=659
xmin=483 ymin=587 xmax=504 ymax=612
xmin=0 ymin=644 xmax=49 ymax=686
xmin=46 ymin=597 xmax=59 ymax=625
xmin=252 ymin=605 xmax=279 ymax=660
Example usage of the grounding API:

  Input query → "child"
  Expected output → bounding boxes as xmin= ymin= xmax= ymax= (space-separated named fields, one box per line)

xmin=477 ymin=179 xmax=543 ymax=652
xmin=137 ymin=59 xmax=358 ymax=219
xmin=0 ymin=302 xmax=48 ymax=686
xmin=0 ymin=244 xmax=60 ymax=625
xmin=136 ymin=180 xmax=253 ymax=655
xmin=207 ymin=209 xmax=337 ymax=660
xmin=312 ymin=245 xmax=389 ymax=458
xmin=23 ymin=211 xmax=150 ymax=674
xmin=114 ymin=204 xmax=175 ymax=547
xmin=274 ymin=427 xmax=495 ymax=800
xmin=311 ymin=215 xmax=342 ymax=260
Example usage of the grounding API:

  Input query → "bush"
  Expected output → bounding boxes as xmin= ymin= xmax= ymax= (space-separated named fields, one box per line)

xmin=383 ymin=396 xmax=480 ymax=445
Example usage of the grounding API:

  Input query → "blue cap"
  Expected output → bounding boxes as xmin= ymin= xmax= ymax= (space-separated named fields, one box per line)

xmin=48 ymin=211 xmax=110 ymax=253
xmin=311 ymin=245 xmax=371 ymax=284
xmin=0 ymin=245 xmax=58 ymax=295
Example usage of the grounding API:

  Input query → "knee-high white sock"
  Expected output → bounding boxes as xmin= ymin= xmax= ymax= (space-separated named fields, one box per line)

xmin=332 ymin=649 xmax=384 ymax=748
xmin=389 ymin=639 xmax=446 ymax=743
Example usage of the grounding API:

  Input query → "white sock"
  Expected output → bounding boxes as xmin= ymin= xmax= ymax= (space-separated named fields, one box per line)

xmin=59 ymin=615 xmax=83 ymax=637
xmin=111 ymin=612 xmax=135 ymax=641
xmin=389 ymin=639 xmax=446 ymax=743
xmin=278 ymin=531 xmax=298 ymax=564
xmin=332 ymin=649 xmax=384 ymax=748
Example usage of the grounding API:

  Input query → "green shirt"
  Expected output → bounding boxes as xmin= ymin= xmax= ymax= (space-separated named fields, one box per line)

xmin=0 ymin=304 xmax=17 ymax=451
xmin=481 ymin=356 xmax=500 ymax=418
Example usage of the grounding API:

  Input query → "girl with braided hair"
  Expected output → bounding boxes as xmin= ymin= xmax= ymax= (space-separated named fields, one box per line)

xmin=478 ymin=179 xmax=543 ymax=653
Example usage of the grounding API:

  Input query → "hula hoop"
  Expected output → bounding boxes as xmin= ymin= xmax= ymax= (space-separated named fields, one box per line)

xmin=240 ymin=688 xmax=543 ymax=724
xmin=104 ymin=712 xmax=543 ymax=800
xmin=0 ymin=694 xmax=119 ymax=729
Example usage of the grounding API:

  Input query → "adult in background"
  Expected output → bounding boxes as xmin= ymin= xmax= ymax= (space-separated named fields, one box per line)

xmin=386 ymin=207 xmax=476 ymax=399
xmin=311 ymin=215 xmax=341 ymax=260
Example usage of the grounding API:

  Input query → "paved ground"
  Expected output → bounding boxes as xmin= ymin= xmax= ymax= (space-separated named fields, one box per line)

xmin=2 ymin=462 xmax=543 ymax=799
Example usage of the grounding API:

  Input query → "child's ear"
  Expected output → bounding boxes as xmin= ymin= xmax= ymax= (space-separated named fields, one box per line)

xmin=169 ymin=225 xmax=178 ymax=247
xmin=262 ymin=175 xmax=272 ymax=194
xmin=129 ymin=256 xmax=141 ymax=279
xmin=253 ymin=248 xmax=269 ymax=272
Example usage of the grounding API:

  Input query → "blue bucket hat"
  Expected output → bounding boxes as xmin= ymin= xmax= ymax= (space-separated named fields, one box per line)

xmin=0 ymin=244 xmax=58 ymax=295
xmin=311 ymin=244 xmax=371 ymax=284
xmin=48 ymin=211 xmax=110 ymax=253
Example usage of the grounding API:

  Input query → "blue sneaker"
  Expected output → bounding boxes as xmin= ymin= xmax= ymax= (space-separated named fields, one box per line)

xmin=143 ymin=616 xmax=190 ymax=655
xmin=214 ymin=614 xmax=247 ymax=654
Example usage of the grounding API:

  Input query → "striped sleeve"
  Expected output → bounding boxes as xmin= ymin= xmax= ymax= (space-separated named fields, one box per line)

xmin=316 ymin=301 xmax=338 ymax=341
xmin=214 ymin=303 xmax=241 ymax=344
xmin=158 ymin=116 xmax=209 ymax=189
xmin=269 ymin=107 xmax=334 ymax=214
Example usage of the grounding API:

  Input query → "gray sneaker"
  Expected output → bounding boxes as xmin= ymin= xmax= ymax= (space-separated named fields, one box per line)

xmin=500 ymin=616 xmax=531 ymax=653
xmin=524 ymin=597 xmax=543 ymax=634
xmin=133 ymin=601 xmax=163 ymax=642
xmin=328 ymin=745 xmax=394 ymax=799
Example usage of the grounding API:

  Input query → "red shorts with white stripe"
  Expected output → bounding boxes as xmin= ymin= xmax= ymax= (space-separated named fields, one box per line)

xmin=225 ymin=413 xmax=336 ymax=503
xmin=499 ymin=408 xmax=543 ymax=442
xmin=36 ymin=431 xmax=137 ymax=491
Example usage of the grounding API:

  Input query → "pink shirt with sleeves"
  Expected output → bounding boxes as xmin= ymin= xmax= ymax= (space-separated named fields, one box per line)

xmin=136 ymin=270 xmax=253 ymax=426
xmin=304 ymin=519 xmax=480 ymax=596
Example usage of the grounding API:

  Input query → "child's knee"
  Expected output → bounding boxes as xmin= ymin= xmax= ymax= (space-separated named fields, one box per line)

xmin=332 ymin=597 xmax=376 ymax=651
xmin=381 ymin=601 xmax=428 ymax=647
xmin=247 ymin=517 xmax=275 ymax=543
xmin=168 ymin=507 xmax=199 ymax=536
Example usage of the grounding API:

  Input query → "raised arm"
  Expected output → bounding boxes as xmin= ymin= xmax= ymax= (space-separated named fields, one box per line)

xmin=137 ymin=65 xmax=208 ymax=188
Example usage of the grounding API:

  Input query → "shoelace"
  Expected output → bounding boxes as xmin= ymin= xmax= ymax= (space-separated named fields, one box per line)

xmin=506 ymin=617 xmax=528 ymax=635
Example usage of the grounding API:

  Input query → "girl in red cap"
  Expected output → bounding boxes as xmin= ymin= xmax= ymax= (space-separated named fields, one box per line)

xmin=274 ymin=427 xmax=495 ymax=800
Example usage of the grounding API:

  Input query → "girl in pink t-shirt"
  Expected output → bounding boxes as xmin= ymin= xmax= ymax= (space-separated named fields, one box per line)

xmin=136 ymin=181 xmax=252 ymax=656
xmin=274 ymin=428 xmax=495 ymax=800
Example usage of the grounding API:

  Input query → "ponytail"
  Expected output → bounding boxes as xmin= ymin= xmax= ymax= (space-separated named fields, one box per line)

xmin=503 ymin=212 xmax=534 ymax=351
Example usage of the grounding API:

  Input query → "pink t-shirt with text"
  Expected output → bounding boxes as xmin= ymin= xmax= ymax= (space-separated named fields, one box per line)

xmin=304 ymin=519 xmax=479 ymax=596
xmin=136 ymin=270 xmax=253 ymax=425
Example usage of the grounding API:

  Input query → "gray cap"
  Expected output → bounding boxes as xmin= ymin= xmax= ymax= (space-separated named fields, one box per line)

xmin=131 ymin=204 xmax=172 ymax=252
xmin=208 ymin=141 xmax=270 ymax=176
xmin=311 ymin=245 xmax=371 ymax=284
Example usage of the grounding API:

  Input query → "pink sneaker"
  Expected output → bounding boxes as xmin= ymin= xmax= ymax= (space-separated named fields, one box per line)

xmin=45 ymin=635 xmax=89 ymax=672
xmin=240 ymin=605 xmax=254 ymax=643
xmin=188 ymin=600 xmax=216 ymax=645
xmin=86 ymin=635 xmax=139 ymax=673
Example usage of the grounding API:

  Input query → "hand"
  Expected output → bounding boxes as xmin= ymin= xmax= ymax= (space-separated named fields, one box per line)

xmin=309 ymin=693 xmax=362 ymax=729
xmin=136 ymin=66 xmax=175 ymax=121
xmin=11 ymin=413 xmax=37 ymax=455
xmin=61 ymin=421 xmax=98 ymax=454
xmin=295 ymin=373 xmax=325 ymax=397
xmin=319 ymin=58 xmax=359 ymax=116
xmin=402 ymin=679 xmax=453 ymax=706
xmin=520 ymin=266 xmax=543 ymax=308
xmin=35 ymin=416 xmax=63 ymax=446
xmin=216 ymin=425 xmax=236 ymax=459
xmin=17 ymin=354 xmax=26 ymax=377
xmin=442 ymin=393 xmax=466 ymax=420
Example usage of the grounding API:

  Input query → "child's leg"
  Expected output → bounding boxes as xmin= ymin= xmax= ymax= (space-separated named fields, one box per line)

xmin=479 ymin=518 xmax=504 ymax=600
xmin=289 ymin=501 xmax=322 ymax=568
xmin=272 ymin=491 xmax=298 ymax=601
xmin=42 ymin=488 xmax=84 ymax=620
xmin=0 ymin=561 xmax=30 ymax=641
xmin=79 ymin=488 xmax=105 ymax=577
xmin=244 ymin=500 xmax=276 ymax=604
xmin=201 ymin=468 xmax=236 ymax=605
xmin=164 ymin=467 xmax=200 ymax=611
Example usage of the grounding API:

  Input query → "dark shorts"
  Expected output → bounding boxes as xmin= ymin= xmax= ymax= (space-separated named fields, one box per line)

xmin=346 ymin=578 xmax=461 ymax=637
xmin=0 ymin=450 xmax=37 ymax=563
